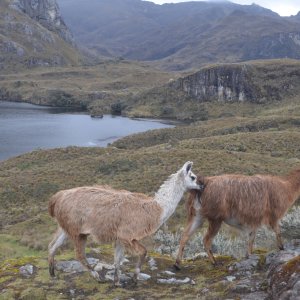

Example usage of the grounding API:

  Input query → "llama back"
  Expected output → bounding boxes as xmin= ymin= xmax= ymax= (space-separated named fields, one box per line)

xmin=201 ymin=175 xmax=288 ymax=227
xmin=48 ymin=186 xmax=163 ymax=242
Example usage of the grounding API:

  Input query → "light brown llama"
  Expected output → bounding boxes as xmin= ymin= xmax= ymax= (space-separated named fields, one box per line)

xmin=174 ymin=168 xmax=300 ymax=269
xmin=48 ymin=161 xmax=201 ymax=286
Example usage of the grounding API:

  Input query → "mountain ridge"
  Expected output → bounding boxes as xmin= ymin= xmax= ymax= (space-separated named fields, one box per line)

xmin=57 ymin=0 xmax=300 ymax=70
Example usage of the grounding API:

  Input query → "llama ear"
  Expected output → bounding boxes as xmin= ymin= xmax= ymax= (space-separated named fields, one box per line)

xmin=182 ymin=161 xmax=193 ymax=174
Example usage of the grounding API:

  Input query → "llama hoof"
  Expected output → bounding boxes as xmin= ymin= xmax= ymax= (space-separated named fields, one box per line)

xmin=132 ymin=275 xmax=138 ymax=286
xmin=173 ymin=263 xmax=181 ymax=271
xmin=113 ymin=281 xmax=123 ymax=288
xmin=210 ymin=260 xmax=218 ymax=267
xmin=90 ymin=270 xmax=103 ymax=282
xmin=49 ymin=265 xmax=55 ymax=277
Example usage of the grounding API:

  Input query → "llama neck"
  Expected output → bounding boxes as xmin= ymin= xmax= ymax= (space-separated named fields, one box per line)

xmin=154 ymin=172 xmax=186 ymax=226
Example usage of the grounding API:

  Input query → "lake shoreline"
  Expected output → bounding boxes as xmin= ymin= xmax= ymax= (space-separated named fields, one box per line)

xmin=0 ymin=101 xmax=175 ymax=161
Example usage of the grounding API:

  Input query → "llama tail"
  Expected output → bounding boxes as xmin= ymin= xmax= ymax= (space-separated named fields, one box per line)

xmin=48 ymin=192 xmax=60 ymax=218
xmin=185 ymin=190 xmax=200 ymax=221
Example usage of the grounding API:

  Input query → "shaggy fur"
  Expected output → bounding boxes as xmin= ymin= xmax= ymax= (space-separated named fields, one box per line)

xmin=48 ymin=161 xmax=200 ymax=285
xmin=175 ymin=168 xmax=300 ymax=268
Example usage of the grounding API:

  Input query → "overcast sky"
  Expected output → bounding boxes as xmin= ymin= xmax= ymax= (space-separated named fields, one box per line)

xmin=149 ymin=0 xmax=300 ymax=16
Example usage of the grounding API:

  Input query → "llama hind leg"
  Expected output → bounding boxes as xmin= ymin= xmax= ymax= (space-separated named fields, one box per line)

xmin=203 ymin=220 xmax=222 ymax=265
xmin=74 ymin=234 xmax=100 ymax=281
xmin=131 ymin=240 xmax=147 ymax=284
xmin=246 ymin=229 xmax=257 ymax=257
xmin=113 ymin=240 xmax=125 ymax=286
xmin=48 ymin=226 xmax=68 ymax=277
xmin=174 ymin=214 xmax=204 ymax=270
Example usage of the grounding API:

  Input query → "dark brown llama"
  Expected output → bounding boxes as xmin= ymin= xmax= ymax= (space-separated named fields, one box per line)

xmin=174 ymin=168 xmax=300 ymax=269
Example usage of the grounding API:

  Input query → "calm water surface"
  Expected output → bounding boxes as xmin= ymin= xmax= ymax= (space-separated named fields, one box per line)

xmin=0 ymin=101 xmax=174 ymax=161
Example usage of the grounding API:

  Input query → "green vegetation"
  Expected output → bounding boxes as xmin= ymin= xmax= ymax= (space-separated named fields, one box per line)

xmin=0 ymin=60 xmax=177 ymax=115
xmin=0 ymin=58 xmax=300 ymax=298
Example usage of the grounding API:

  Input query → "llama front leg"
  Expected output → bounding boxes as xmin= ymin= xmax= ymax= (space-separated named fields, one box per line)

xmin=271 ymin=222 xmax=284 ymax=250
xmin=174 ymin=214 xmax=204 ymax=270
xmin=203 ymin=219 xmax=222 ymax=265
xmin=48 ymin=227 xmax=68 ymax=277
xmin=74 ymin=234 xmax=101 ymax=281
xmin=246 ymin=229 xmax=257 ymax=257
xmin=131 ymin=240 xmax=147 ymax=284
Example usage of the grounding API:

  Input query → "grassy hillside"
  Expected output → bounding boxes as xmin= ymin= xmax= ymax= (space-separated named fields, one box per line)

xmin=116 ymin=59 xmax=300 ymax=120
xmin=1 ymin=58 xmax=300 ymax=298
xmin=2 ymin=59 xmax=300 ymax=120
xmin=1 ymin=95 xmax=300 ymax=298
xmin=0 ymin=60 xmax=177 ymax=114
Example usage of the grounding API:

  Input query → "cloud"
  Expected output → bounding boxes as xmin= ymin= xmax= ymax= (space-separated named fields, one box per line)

xmin=150 ymin=0 xmax=300 ymax=16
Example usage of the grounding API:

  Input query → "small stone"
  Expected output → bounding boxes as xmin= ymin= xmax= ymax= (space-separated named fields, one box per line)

xmin=94 ymin=262 xmax=114 ymax=272
xmin=163 ymin=270 xmax=176 ymax=276
xmin=19 ymin=264 xmax=34 ymax=276
xmin=226 ymin=276 xmax=236 ymax=282
xmin=157 ymin=277 xmax=191 ymax=284
xmin=148 ymin=257 xmax=158 ymax=270
xmin=137 ymin=273 xmax=151 ymax=280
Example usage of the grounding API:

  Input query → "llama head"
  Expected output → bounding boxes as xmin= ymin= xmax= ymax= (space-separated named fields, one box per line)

xmin=180 ymin=161 xmax=201 ymax=190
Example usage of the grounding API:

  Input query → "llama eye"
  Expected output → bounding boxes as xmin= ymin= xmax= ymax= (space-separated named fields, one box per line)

xmin=191 ymin=176 xmax=196 ymax=181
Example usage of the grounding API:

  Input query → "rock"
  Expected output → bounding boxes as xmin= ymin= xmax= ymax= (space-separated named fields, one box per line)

xmin=240 ymin=291 xmax=268 ymax=300
xmin=232 ymin=282 xmax=253 ymax=294
xmin=226 ymin=276 xmax=236 ymax=282
xmin=56 ymin=258 xmax=99 ymax=273
xmin=267 ymin=240 xmax=300 ymax=300
xmin=105 ymin=270 xmax=130 ymax=282
xmin=94 ymin=262 xmax=114 ymax=272
xmin=137 ymin=273 xmax=151 ymax=281
xmin=163 ymin=270 xmax=176 ymax=276
xmin=170 ymin=64 xmax=259 ymax=103
xmin=231 ymin=254 xmax=260 ymax=275
xmin=11 ymin=0 xmax=74 ymax=44
xmin=19 ymin=264 xmax=34 ymax=277
xmin=148 ymin=257 xmax=158 ymax=271
xmin=157 ymin=277 xmax=192 ymax=284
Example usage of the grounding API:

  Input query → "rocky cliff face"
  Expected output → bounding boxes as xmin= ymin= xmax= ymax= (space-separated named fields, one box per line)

xmin=169 ymin=61 xmax=300 ymax=103
xmin=10 ymin=0 xmax=74 ymax=45
xmin=0 ymin=0 xmax=81 ymax=70
xmin=170 ymin=64 xmax=259 ymax=102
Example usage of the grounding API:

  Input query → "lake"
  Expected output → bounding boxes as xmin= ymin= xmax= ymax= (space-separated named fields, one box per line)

xmin=0 ymin=101 xmax=174 ymax=161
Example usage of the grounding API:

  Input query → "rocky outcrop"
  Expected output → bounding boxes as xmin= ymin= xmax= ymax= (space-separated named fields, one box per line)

xmin=267 ymin=240 xmax=300 ymax=300
xmin=10 ymin=0 xmax=74 ymax=45
xmin=170 ymin=64 xmax=259 ymax=102
xmin=169 ymin=61 xmax=300 ymax=104
xmin=0 ymin=0 xmax=81 ymax=70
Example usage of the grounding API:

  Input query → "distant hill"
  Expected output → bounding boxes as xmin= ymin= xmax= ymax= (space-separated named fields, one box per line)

xmin=115 ymin=59 xmax=300 ymax=120
xmin=0 ymin=0 xmax=83 ymax=71
xmin=57 ymin=0 xmax=300 ymax=70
